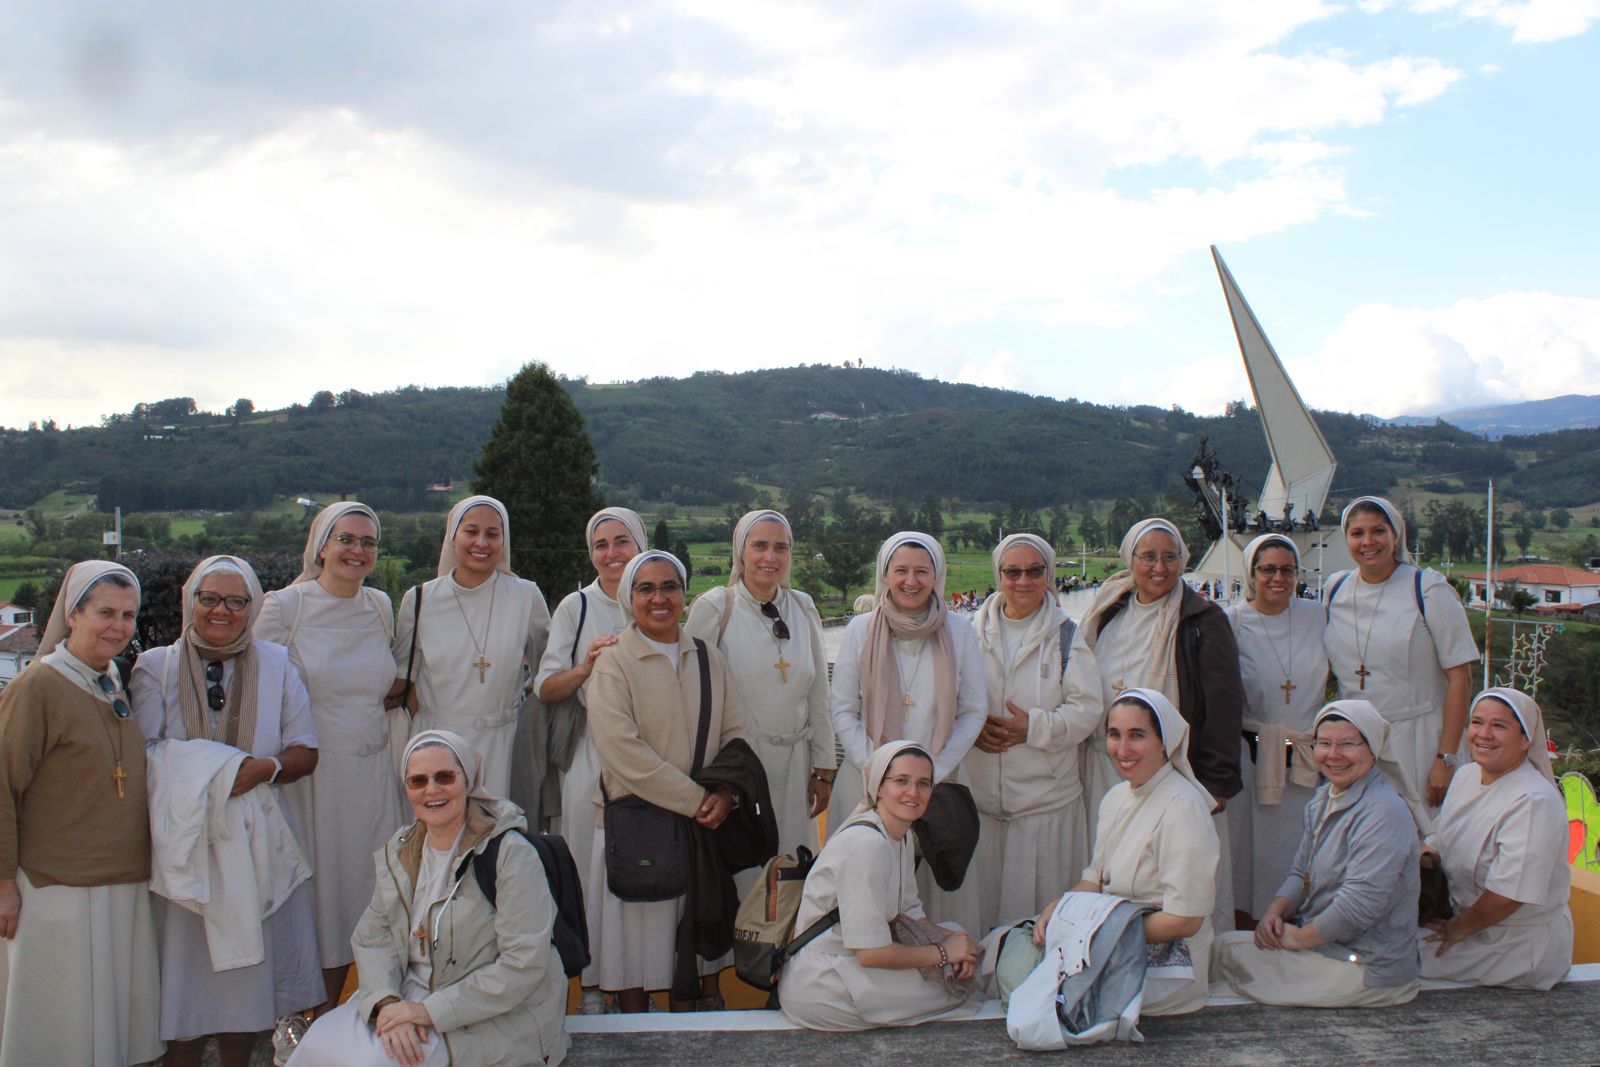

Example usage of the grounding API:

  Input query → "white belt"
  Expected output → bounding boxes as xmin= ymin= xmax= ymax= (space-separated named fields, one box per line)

xmin=762 ymin=725 xmax=814 ymax=747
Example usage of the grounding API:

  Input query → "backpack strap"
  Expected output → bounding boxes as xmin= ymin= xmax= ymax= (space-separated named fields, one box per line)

xmin=469 ymin=829 xmax=511 ymax=910
xmin=1414 ymin=566 xmax=1427 ymax=623
xmin=400 ymin=584 xmax=422 ymax=710
xmin=691 ymin=637 xmax=713 ymax=777
xmin=778 ymin=821 xmax=885 ymax=963
xmin=1057 ymin=617 xmax=1078 ymax=681
xmin=569 ymin=591 xmax=588 ymax=667
xmin=1323 ymin=572 xmax=1350 ymax=623
xmin=716 ymin=587 xmax=733 ymax=645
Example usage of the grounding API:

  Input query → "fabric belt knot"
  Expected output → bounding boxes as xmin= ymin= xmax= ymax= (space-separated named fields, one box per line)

xmin=764 ymin=725 xmax=814 ymax=747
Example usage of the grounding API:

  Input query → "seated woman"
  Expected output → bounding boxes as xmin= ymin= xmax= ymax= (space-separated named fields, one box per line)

xmin=1420 ymin=687 xmax=1572 ymax=990
xmin=288 ymin=730 xmax=569 ymax=1067
xmin=1215 ymin=700 xmax=1431 ymax=1008
xmin=1036 ymin=689 xmax=1219 ymax=1017
xmin=779 ymin=740 xmax=982 ymax=1031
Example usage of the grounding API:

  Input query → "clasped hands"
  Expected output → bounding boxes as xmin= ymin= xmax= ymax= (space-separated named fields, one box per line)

xmin=374 ymin=999 xmax=434 ymax=1066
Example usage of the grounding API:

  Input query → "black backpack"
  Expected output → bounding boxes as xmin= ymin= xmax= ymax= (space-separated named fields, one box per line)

xmin=465 ymin=829 xmax=591 ymax=979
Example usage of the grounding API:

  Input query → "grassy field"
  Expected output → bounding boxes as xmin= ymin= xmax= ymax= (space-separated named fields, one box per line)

xmin=0 ymin=575 xmax=47 ymax=602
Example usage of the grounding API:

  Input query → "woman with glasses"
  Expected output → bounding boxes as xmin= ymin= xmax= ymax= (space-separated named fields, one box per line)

xmin=960 ymin=533 xmax=1102 ymax=939
xmin=779 ymin=740 xmax=981 ymax=1031
xmin=392 ymin=495 xmax=551 ymax=798
xmin=1081 ymin=518 xmax=1243 ymax=934
xmin=0 ymin=562 xmax=162 ymax=1067
xmin=257 ymin=501 xmax=408 ymax=1012
xmin=1214 ymin=700 xmax=1431 ymax=1008
xmin=586 ymin=551 xmax=748 ymax=1013
xmin=1224 ymin=534 xmax=1328 ymax=922
xmin=287 ymin=729 xmax=570 ymax=1067
xmin=1419 ymin=688 xmax=1572 ymax=990
xmin=130 ymin=555 xmax=322 ymax=1066
xmin=1325 ymin=497 xmax=1478 ymax=810
xmin=686 ymin=510 xmax=836 ymax=879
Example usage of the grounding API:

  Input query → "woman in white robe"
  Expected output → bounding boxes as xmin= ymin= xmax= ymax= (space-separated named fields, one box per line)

xmin=256 ymin=501 xmax=408 ymax=1011
xmin=1215 ymin=700 xmax=1432 ymax=1008
xmin=826 ymin=532 xmax=987 ymax=925
xmin=779 ymin=740 xmax=981 ymax=1031
xmin=1324 ymin=496 xmax=1478 ymax=810
xmin=961 ymin=533 xmax=1102 ymax=939
xmin=532 ymin=506 xmax=644 ymax=1014
xmin=1420 ymin=687 xmax=1572 ymax=990
xmin=1039 ymin=688 xmax=1219 ymax=1017
xmin=130 ymin=556 xmax=323 ymax=1066
xmin=685 ymin=510 xmax=836 ymax=875
xmin=393 ymin=495 xmax=551 ymax=797
xmin=1226 ymin=534 xmax=1329 ymax=920
xmin=1081 ymin=518 xmax=1243 ymax=937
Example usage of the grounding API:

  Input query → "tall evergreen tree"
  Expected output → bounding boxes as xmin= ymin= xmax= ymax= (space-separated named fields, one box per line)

xmin=472 ymin=362 xmax=604 ymax=596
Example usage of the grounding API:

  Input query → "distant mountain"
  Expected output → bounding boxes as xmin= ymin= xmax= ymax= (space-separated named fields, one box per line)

xmin=0 ymin=366 xmax=1592 ymax=513
xmin=1387 ymin=394 xmax=1600 ymax=438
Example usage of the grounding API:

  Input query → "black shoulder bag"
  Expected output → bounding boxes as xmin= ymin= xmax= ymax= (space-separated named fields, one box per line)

xmin=601 ymin=638 xmax=712 ymax=902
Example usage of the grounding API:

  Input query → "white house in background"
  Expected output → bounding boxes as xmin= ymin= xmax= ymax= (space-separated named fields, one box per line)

xmin=0 ymin=603 xmax=39 ymax=689
xmin=1463 ymin=564 xmax=1600 ymax=612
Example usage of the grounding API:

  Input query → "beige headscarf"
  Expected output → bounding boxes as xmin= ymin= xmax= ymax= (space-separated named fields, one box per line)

xmin=727 ymin=509 xmax=794 ymax=591
xmin=1340 ymin=496 xmax=1412 ymax=565
xmin=978 ymin=533 xmax=1060 ymax=664
xmin=1314 ymin=700 xmax=1432 ymax=835
xmin=174 ymin=556 xmax=265 ymax=748
xmin=619 ymin=551 xmax=688 ymax=629
xmin=437 ymin=495 xmax=516 ymax=578
xmin=1109 ymin=688 xmax=1206 ymax=796
xmin=860 ymin=532 xmax=958 ymax=757
xmin=1083 ymin=518 xmax=1189 ymax=705
xmin=1242 ymin=533 xmax=1298 ymax=602
xmin=37 ymin=560 xmax=142 ymax=658
xmin=586 ymin=507 xmax=648 ymax=559
xmin=851 ymin=738 xmax=933 ymax=818
xmin=1470 ymin=687 xmax=1554 ymax=785
xmin=403 ymin=727 xmax=497 ymax=804
xmin=294 ymin=501 xmax=381 ymax=585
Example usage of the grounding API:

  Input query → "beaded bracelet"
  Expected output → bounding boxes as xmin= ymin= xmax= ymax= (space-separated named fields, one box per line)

xmin=936 ymin=943 xmax=949 ymax=969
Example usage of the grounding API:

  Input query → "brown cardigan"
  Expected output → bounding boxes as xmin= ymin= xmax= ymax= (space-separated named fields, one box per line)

xmin=586 ymin=625 xmax=747 ymax=819
xmin=0 ymin=664 xmax=151 ymax=886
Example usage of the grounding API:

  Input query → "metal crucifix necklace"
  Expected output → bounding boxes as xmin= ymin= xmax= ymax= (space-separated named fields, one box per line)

xmin=452 ymin=572 xmax=499 ymax=683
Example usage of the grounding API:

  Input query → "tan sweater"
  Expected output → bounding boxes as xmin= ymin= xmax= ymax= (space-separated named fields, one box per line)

xmin=0 ymin=664 xmax=152 ymax=886
xmin=586 ymin=626 xmax=747 ymax=819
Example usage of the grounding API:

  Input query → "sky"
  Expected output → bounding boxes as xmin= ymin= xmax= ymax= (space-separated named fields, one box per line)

xmin=1 ymin=0 xmax=1597 ymax=430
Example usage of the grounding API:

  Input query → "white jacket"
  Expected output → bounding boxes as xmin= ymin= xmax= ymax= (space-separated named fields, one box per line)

xmin=146 ymin=738 xmax=312 ymax=970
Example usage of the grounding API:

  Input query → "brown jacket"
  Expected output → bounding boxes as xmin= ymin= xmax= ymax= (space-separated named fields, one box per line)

xmin=586 ymin=626 xmax=747 ymax=819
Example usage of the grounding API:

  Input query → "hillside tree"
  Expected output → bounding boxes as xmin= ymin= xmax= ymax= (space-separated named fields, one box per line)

xmin=472 ymin=362 xmax=605 ymax=596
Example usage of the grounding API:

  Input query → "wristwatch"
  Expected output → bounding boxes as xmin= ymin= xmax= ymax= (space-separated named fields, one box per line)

xmin=1435 ymin=752 xmax=1457 ymax=769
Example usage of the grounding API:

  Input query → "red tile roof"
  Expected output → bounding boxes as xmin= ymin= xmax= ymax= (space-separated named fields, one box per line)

xmin=1462 ymin=564 xmax=1600 ymax=587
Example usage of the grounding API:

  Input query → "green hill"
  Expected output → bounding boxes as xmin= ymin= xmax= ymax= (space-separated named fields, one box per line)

xmin=0 ymin=366 xmax=1590 ymax=513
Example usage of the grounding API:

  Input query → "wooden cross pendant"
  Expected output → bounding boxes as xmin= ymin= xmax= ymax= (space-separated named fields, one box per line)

xmin=774 ymin=656 xmax=791 ymax=683
xmin=901 ymin=692 xmax=915 ymax=707
xmin=1354 ymin=664 xmax=1370 ymax=691
xmin=473 ymin=655 xmax=491 ymax=683
xmin=113 ymin=761 xmax=127 ymax=799
xmin=1112 ymin=680 xmax=1127 ymax=695
xmin=1280 ymin=678 xmax=1296 ymax=704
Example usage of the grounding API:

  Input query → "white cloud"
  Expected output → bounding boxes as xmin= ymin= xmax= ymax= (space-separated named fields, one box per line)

xmin=1288 ymin=292 xmax=1600 ymax=416
xmin=1411 ymin=0 xmax=1600 ymax=43
xmin=955 ymin=349 xmax=1026 ymax=391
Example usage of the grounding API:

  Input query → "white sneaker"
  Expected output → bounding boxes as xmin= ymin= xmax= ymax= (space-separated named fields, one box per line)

xmin=579 ymin=989 xmax=609 ymax=1015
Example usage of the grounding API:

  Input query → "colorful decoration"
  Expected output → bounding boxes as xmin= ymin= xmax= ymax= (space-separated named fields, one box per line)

xmin=1561 ymin=772 xmax=1600 ymax=872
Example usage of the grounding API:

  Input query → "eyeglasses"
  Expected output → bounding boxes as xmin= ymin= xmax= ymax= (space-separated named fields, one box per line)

xmin=405 ymin=770 xmax=460 ymax=790
xmin=95 ymin=674 xmax=132 ymax=719
xmin=1254 ymin=565 xmax=1298 ymax=578
xmin=633 ymin=581 xmax=683 ymax=598
xmin=759 ymin=600 xmax=791 ymax=641
xmin=882 ymin=774 xmax=934 ymax=792
xmin=999 ymin=565 xmax=1047 ymax=581
xmin=196 ymin=592 xmax=251 ymax=612
xmin=205 ymin=660 xmax=226 ymax=712
xmin=1132 ymin=552 xmax=1181 ymax=567
xmin=1311 ymin=739 xmax=1368 ymax=754
xmin=331 ymin=533 xmax=380 ymax=551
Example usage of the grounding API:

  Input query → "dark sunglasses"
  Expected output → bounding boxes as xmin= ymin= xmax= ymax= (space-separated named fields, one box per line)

xmin=759 ymin=600 xmax=790 ymax=641
xmin=96 ymin=674 xmax=132 ymax=719
xmin=205 ymin=659 xmax=226 ymax=712
xmin=999 ymin=565 xmax=1048 ymax=581
xmin=405 ymin=770 xmax=460 ymax=790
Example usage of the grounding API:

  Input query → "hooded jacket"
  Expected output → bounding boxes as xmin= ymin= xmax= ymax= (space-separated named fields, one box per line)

xmin=353 ymin=798 xmax=569 ymax=1067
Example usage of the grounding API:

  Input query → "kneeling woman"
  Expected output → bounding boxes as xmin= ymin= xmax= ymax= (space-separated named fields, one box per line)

xmin=288 ymin=730 xmax=569 ymax=1067
xmin=1037 ymin=689 xmax=1219 ymax=1016
xmin=1215 ymin=700 xmax=1430 ymax=1008
xmin=779 ymin=740 xmax=982 ymax=1031
xmin=1421 ymin=688 xmax=1572 ymax=990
